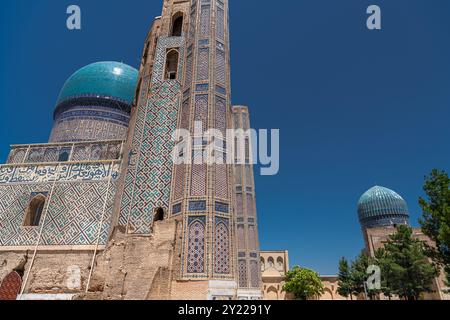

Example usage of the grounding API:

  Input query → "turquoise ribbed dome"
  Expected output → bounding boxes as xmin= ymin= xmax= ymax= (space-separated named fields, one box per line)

xmin=56 ymin=61 xmax=139 ymax=105
xmin=358 ymin=186 xmax=409 ymax=229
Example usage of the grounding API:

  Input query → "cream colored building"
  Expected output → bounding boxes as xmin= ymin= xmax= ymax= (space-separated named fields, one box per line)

xmin=260 ymin=251 xmax=290 ymax=300
xmin=260 ymin=250 xmax=347 ymax=300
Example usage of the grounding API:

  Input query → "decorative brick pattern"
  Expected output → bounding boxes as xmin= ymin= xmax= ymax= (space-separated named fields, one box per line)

xmin=197 ymin=48 xmax=210 ymax=81
xmin=0 ymin=272 xmax=22 ymax=301
xmin=200 ymin=5 xmax=211 ymax=37
xmin=232 ymin=107 xmax=262 ymax=289
xmin=215 ymin=164 xmax=228 ymax=199
xmin=250 ymin=260 xmax=260 ymax=288
xmin=216 ymin=6 xmax=225 ymax=40
xmin=214 ymin=218 xmax=230 ymax=274
xmin=237 ymin=224 xmax=245 ymax=250
xmin=238 ymin=260 xmax=247 ymax=288
xmin=215 ymin=49 xmax=226 ymax=84
xmin=187 ymin=217 xmax=206 ymax=274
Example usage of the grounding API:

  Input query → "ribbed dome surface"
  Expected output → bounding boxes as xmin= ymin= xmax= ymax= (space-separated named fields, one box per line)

xmin=358 ymin=186 xmax=410 ymax=229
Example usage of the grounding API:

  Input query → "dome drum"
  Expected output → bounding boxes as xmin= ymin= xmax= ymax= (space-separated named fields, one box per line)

xmin=50 ymin=61 xmax=138 ymax=143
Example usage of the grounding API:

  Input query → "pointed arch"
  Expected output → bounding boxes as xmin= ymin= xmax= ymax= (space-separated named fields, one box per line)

xmin=214 ymin=219 xmax=230 ymax=274
xmin=165 ymin=49 xmax=180 ymax=80
xmin=171 ymin=12 xmax=184 ymax=37
xmin=0 ymin=271 xmax=22 ymax=300
xmin=187 ymin=219 xmax=206 ymax=274
xmin=23 ymin=194 xmax=46 ymax=227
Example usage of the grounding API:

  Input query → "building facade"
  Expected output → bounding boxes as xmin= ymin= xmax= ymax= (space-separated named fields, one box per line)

xmin=358 ymin=186 xmax=450 ymax=300
xmin=0 ymin=0 xmax=262 ymax=300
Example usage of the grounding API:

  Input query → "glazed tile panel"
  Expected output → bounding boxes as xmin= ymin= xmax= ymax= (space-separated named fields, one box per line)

xmin=0 ymin=162 xmax=119 ymax=246
xmin=0 ymin=162 xmax=120 ymax=185
xmin=118 ymin=36 xmax=185 ymax=234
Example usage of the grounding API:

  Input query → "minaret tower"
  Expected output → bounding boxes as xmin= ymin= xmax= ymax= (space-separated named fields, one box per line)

xmin=113 ymin=0 xmax=241 ymax=299
xmin=168 ymin=0 xmax=236 ymax=296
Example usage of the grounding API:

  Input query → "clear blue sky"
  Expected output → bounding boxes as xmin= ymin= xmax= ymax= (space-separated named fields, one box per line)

xmin=0 ymin=1 xmax=449 ymax=275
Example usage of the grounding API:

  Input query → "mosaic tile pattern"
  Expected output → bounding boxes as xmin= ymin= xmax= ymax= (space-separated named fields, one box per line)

xmin=40 ymin=181 xmax=116 ymax=245
xmin=214 ymin=217 xmax=230 ymax=274
xmin=246 ymin=194 xmax=254 ymax=217
xmin=215 ymin=49 xmax=226 ymax=84
xmin=215 ymin=202 xmax=229 ymax=213
xmin=185 ymin=53 xmax=194 ymax=87
xmin=197 ymin=48 xmax=209 ymax=81
xmin=171 ymin=0 xmax=235 ymax=280
xmin=237 ymin=224 xmax=245 ymax=250
xmin=191 ymin=164 xmax=207 ymax=196
xmin=194 ymin=94 xmax=208 ymax=132
xmin=173 ymin=164 xmax=185 ymax=201
xmin=248 ymin=225 xmax=257 ymax=251
xmin=187 ymin=217 xmax=206 ymax=274
xmin=236 ymin=194 xmax=243 ymax=217
xmin=118 ymin=36 xmax=184 ymax=234
xmin=200 ymin=5 xmax=211 ymax=37
xmin=250 ymin=260 xmax=260 ymax=288
xmin=0 ymin=177 xmax=116 ymax=246
xmin=215 ymin=96 xmax=227 ymax=135
xmin=215 ymin=164 xmax=228 ymax=199
xmin=238 ymin=260 xmax=248 ymax=288
xmin=216 ymin=6 xmax=225 ymax=40
xmin=7 ymin=148 xmax=27 ymax=164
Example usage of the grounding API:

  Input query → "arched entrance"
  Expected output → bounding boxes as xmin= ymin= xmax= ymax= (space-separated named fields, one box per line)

xmin=0 ymin=271 xmax=22 ymax=300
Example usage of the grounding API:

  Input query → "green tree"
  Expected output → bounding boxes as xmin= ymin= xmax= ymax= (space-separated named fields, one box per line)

xmin=349 ymin=251 xmax=371 ymax=298
xmin=282 ymin=266 xmax=324 ymax=300
xmin=419 ymin=169 xmax=450 ymax=286
xmin=379 ymin=225 xmax=438 ymax=300
xmin=373 ymin=248 xmax=395 ymax=300
xmin=337 ymin=257 xmax=353 ymax=300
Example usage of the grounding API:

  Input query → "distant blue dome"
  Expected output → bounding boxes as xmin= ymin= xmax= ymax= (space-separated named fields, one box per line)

xmin=56 ymin=61 xmax=139 ymax=105
xmin=358 ymin=186 xmax=410 ymax=229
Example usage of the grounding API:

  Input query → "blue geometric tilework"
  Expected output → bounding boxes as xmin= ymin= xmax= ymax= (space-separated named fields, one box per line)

xmin=215 ymin=201 xmax=229 ymax=213
xmin=172 ymin=203 xmax=182 ymax=215
xmin=187 ymin=216 xmax=206 ymax=274
xmin=118 ymin=36 xmax=185 ymax=234
xmin=189 ymin=200 xmax=207 ymax=211
xmin=40 ymin=181 xmax=116 ymax=246
xmin=0 ymin=178 xmax=116 ymax=246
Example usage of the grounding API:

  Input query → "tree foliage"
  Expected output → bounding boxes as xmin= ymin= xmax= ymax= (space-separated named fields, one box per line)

xmin=282 ymin=266 xmax=324 ymax=300
xmin=375 ymin=225 xmax=438 ymax=300
xmin=337 ymin=258 xmax=353 ymax=299
xmin=349 ymin=251 xmax=371 ymax=298
xmin=419 ymin=169 xmax=450 ymax=286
